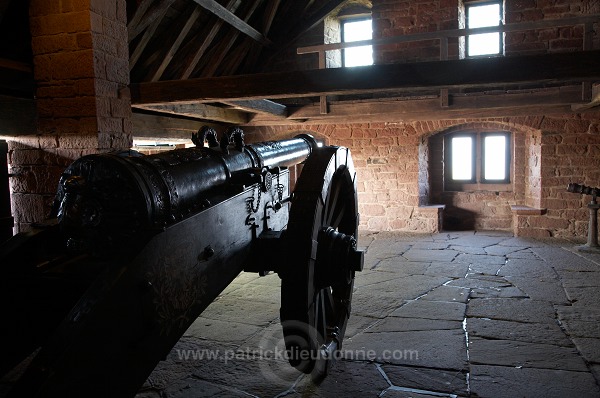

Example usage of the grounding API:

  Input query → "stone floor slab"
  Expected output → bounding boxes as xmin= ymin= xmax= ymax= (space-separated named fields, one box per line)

xmin=184 ymin=317 xmax=263 ymax=344
xmin=468 ymin=337 xmax=587 ymax=371
xmin=504 ymin=276 xmax=569 ymax=304
xmin=425 ymin=262 xmax=469 ymax=279
xmin=419 ymin=285 xmax=470 ymax=303
xmin=345 ymin=329 xmax=468 ymax=370
xmin=390 ymin=300 xmax=466 ymax=321
xmin=367 ymin=317 xmax=463 ymax=333
xmin=556 ymin=306 xmax=600 ymax=338
xmin=470 ymin=364 xmax=600 ymax=398
xmin=572 ymin=337 xmax=600 ymax=363
xmin=199 ymin=296 xmax=280 ymax=327
xmin=402 ymin=248 xmax=458 ymax=262
xmin=467 ymin=317 xmax=572 ymax=346
xmin=381 ymin=365 xmax=469 ymax=396
xmin=454 ymin=253 xmax=506 ymax=266
xmin=373 ymin=258 xmax=430 ymax=274
xmin=467 ymin=298 xmax=557 ymax=323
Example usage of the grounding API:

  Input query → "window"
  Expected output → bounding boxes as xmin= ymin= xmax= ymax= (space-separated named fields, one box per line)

xmin=466 ymin=1 xmax=503 ymax=57
xmin=444 ymin=131 xmax=511 ymax=191
xmin=342 ymin=18 xmax=373 ymax=67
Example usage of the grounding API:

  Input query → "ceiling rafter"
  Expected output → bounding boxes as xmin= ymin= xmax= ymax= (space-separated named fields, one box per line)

xmin=127 ymin=0 xmax=153 ymax=32
xmin=201 ymin=0 xmax=263 ymax=77
xmin=150 ymin=4 xmax=203 ymax=81
xmin=178 ymin=0 xmax=240 ymax=79
xmin=237 ymin=0 xmax=281 ymax=74
xmin=128 ymin=0 xmax=177 ymax=41
xmin=191 ymin=0 xmax=273 ymax=48
xmin=129 ymin=6 xmax=169 ymax=69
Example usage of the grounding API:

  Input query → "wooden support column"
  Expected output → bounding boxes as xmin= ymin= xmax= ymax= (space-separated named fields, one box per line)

xmin=319 ymin=51 xmax=328 ymax=114
xmin=582 ymin=22 xmax=594 ymax=101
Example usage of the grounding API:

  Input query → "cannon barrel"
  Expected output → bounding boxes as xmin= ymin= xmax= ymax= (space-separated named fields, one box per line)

xmin=567 ymin=183 xmax=600 ymax=197
xmin=55 ymin=133 xmax=317 ymax=254
xmin=0 ymin=128 xmax=363 ymax=396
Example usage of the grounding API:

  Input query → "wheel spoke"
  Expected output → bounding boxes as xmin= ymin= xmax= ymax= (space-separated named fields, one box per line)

xmin=330 ymin=200 xmax=347 ymax=230
xmin=324 ymin=179 xmax=342 ymax=226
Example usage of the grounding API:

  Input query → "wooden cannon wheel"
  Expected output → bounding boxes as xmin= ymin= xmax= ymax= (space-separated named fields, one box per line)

xmin=280 ymin=145 xmax=362 ymax=382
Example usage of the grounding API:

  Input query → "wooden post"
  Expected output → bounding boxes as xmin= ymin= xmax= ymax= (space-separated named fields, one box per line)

xmin=319 ymin=51 xmax=328 ymax=114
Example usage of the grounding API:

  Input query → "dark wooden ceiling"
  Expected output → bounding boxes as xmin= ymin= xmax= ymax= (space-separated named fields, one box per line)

xmin=0 ymin=0 xmax=598 ymax=135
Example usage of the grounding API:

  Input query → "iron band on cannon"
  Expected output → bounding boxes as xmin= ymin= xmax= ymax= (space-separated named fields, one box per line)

xmin=0 ymin=127 xmax=363 ymax=396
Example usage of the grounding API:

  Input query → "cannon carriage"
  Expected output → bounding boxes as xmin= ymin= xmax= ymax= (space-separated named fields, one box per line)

xmin=0 ymin=127 xmax=363 ymax=397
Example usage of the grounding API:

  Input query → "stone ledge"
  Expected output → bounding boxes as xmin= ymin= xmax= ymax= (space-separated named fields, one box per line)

xmin=418 ymin=204 xmax=446 ymax=213
xmin=510 ymin=205 xmax=547 ymax=215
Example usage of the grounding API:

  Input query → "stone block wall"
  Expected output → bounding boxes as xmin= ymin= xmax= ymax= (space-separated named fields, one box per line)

xmin=372 ymin=0 xmax=462 ymax=63
xmin=244 ymin=112 xmax=600 ymax=238
xmin=245 ymin=0 xmax=600 ymax=238
xmin=506 ymin=0 xmax=600 ymax=54
xmin=7 ymin=0 xmax=131 ymax=233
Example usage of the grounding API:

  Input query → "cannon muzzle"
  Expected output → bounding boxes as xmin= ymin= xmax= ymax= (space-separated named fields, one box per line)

xmin=567 ymin=183 xmax=600 ymax=197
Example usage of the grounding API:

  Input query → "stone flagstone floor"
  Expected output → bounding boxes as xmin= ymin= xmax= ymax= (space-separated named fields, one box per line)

xmin=133 ymin=230 xmax=600 ymax=398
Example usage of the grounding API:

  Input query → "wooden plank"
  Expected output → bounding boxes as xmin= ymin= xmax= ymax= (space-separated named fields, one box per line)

xmin=191 ymin=0 xmax=272 ymax=47
xmin=150 ymin=5 xmax=203 ymax=81
xmin=133 ymin=102 xmax=249 ymax=124
xmin=222 ymin=99 xmax=288 ymax=117
xmin=318 ymin=51 xmax=327 ymax=114
xmin=128 ymin=0 xmax=176 ymax=41
xmin=246 ymin=86 xmax=584 ymax=126
xmin=130 ymin=51 xmax=600 ymax=104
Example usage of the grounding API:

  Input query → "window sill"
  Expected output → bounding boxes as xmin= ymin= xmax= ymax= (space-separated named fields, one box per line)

xmin=510 ymin=205 xmax=547 ymax=215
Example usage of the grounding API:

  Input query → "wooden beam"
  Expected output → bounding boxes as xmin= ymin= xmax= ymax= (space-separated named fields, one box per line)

xmin=246 ymin=86 xmax=585 ymax=126
xmin=191 ymin=0 xmax=272 ymax=47
xmin=133 ymin=102 xmax=249 ymax=124
xmin=150 ymin=5 xmax=203 ymax=81
xmin=130 ymin=51 xmax=600 ymax=104
xmin=222 ymin=99 xmax=288 ymax=117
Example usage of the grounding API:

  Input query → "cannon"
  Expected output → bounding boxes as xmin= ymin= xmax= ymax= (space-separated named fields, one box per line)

xmin=567 ymin=182 xmax=600 ymax=251
xmin=0 ymin=127 xmax=363 ymax=396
